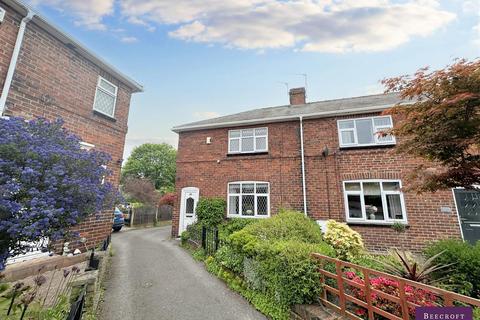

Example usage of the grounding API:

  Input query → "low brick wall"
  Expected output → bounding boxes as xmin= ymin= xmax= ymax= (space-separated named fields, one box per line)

xmin=291 ymin=304 xmax=344 ymax=320
xmin=69 ymin=248 xmax=111 ymax=315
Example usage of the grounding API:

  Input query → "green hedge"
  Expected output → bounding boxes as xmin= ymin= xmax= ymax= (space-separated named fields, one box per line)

xmin=205 ymin=257 xmax=290 ymax=320
xmin=218 ymin=218 xmax=258 ymax=241
xmin=229 ymin=210 xmax=324 ymax=252
xmin=196 ymin=197 xmax=226 ymax=227
xmin=424 ymin=239 xmax=480 ymax=298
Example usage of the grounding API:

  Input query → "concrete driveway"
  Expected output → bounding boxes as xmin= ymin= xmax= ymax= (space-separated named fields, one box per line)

xmin=100 ymin=226 xmax=266 ymax=320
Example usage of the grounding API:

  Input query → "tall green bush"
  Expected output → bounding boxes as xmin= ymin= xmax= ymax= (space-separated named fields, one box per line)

xmin=218 ymin=218 xmax=258 ymax=241
xmin=215 ymin=211 xmax=335 ymax=311
xmin=195 ymin=197 xmax=226 ymax=227
xmin=229 ymin=211 xmax=324 ymax=253
xmin=424 ymin=239 xmax=480 ymax=298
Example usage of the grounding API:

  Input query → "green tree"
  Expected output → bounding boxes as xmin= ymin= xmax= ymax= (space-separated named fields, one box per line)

xmin=122 ymin=143 xmax=177 ymax=190
xmin=382 ymin=59 xmax=480 ymax=192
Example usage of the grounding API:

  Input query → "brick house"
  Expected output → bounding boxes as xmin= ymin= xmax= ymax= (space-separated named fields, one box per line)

xmin=0 ymin=0 xmax=142 ymax=261
xmin=172 ymin=87 xmax=478 ymax=252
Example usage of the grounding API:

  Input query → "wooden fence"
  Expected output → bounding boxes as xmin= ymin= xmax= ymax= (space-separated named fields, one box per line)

xmin=128 ymin=205 xmax=172 ymax=227
xmin=311 ymin=253 xmax=480 ymax=320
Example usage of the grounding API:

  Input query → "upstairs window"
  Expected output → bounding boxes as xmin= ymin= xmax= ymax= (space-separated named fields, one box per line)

xmin=93 ymin=76 xmax=117 ymax=118
xmin=338 ymin=116 xmax=395 ymax=148
xmin=228 ymin=127 xmax=268 ymax=154
xmin=343 ymin=180 xmax=407 ymax=224
xmin=228 ymin=182 xmax=270 ymax=218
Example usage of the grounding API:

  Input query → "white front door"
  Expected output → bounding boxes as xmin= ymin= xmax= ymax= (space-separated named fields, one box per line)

xmin=179 ymin=187 xmax=199 ymax=234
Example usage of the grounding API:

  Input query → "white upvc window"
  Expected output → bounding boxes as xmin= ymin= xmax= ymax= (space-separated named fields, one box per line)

xmin=93 ymin=76 xmax=118 ymax=118
xmin=338 ymin=116 xmax=395 ymax=148
xmin=343 ymin=180 xmax=407 ymax=224
xmin=228 ymin=127 xmax=268 ymax=154
xmin=227 ymin=181 xmax=270 ymax=218
xmin=79 ymin=141 xmax=95 ymax=151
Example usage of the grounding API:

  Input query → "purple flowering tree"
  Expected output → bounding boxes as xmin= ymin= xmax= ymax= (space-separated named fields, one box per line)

xmin=0 ymin=117 xmax=116 ymax=270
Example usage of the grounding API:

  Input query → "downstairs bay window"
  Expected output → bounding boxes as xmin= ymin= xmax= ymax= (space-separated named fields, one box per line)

xmin=343 ymin=180 xmax=407 ymax=224
xmin=228 ymin=182 xmax=270 ymax=218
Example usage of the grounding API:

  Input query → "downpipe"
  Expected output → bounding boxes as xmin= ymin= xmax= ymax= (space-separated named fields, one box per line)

xmin=0 ymin=9 xmax=35 ymax=115
xmin=299 ymin=116 xmax=308 ymax=216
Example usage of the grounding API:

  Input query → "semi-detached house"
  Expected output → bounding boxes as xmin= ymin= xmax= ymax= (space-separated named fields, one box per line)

xmin=0 ymin=0 xmax=142 ymax=262
xmin=172 ymin=87 xmax=479 ymax=252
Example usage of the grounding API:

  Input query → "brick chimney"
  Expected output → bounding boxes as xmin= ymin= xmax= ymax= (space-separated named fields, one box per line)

xmin=289 ymin=87 xmax=306 ymax=105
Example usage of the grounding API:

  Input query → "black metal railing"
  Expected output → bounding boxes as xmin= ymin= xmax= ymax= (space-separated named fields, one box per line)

xmin=201 ymin=226 xmax=222 ymax=256
xmin=66 ymin=289 xmax=86 ymax=320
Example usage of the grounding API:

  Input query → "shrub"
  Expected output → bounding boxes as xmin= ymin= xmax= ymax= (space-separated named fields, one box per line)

xmin=424 ymin=239 xmax=480 ymax=298
xmin=323 ymin=220 xmax=364 ymax=261
xmin=229 ymin=211 xmax=324 ymax=254
xmin=215 ymin=245 xmax=245 ymax=273
xmin=180 ymin=222 xmax=203 ymax=246
xmin=0 ymin=118 xmax=116 ymax=270
xmin=205 ymin=257 xmax=290 ymax=320
xmin=351 ymin=254 xmax=389 ymax=272
xmin=159 ymin=193 xmax=176 ymax=206
xmin=345 ymin=272 xmax=437 ymax=319
xmin=381 ymin=249 xmax=450 ymax=284
xmin=180 ymin=230 xmax=190 ymax=245
xmin=220 ymin=211 xmax=336 ymax=307
xmin=218 ymin=218 xmax=258 ymax=241
xmin=250 ymin=240 xmax=335 ymax=306
xmin=195 ymin=198 xmax=226 ymax=227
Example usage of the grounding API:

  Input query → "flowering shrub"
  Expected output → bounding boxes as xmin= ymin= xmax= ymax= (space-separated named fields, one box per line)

xmin=0 ymin=117 xmax=116 ymax=270
xmin=159 ymin=192 xmax=176 ymax=206
xmin=323 ymin=220 xmax=364 ymax=261
xmin=344 ymin=271 xmax=437 ymax=318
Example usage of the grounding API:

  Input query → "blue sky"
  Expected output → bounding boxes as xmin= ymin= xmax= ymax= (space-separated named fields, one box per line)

xmin=26 ymin=0 xmax=479 ymax=160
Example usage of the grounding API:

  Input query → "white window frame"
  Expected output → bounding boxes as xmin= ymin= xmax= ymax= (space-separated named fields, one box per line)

xmin=227 ymin=181 xmax=270 ymax=218
xmin=337 ymin=115 xmax=395 ymax=148
xmin=93 ymin=76 xmax=118 ymax=118
xmin=228 ymin=127 xmax=268 ymax=154
xmin=343 ymin=179 xmax=407 ymax=225
xmin=79 ymin=141 xmax=95 ymax=151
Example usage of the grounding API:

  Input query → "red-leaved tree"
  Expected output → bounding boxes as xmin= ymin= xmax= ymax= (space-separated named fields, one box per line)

xmin=382 ymin=59 xmax=480 ymax=192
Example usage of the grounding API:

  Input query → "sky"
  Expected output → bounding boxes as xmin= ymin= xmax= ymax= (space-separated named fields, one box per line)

xmin=25 ymin=0 xmax=479 ymax=161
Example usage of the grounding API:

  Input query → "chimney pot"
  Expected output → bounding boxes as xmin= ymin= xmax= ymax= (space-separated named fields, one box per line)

xmin=289 ymin=87 xmax=306 ymax=105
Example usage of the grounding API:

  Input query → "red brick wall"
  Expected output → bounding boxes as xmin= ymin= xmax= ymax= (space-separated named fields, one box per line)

xmin=0 ymin=2 xmax=135 ymax=251
xmin=173 ymin=113 xmax=462 ymax=252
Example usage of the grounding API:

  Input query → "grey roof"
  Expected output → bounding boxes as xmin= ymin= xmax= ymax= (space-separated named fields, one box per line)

xmin=173 ymin=92 xmax=407 ymax=132
xmin=4 ymin=0 xmax=143 ymax=93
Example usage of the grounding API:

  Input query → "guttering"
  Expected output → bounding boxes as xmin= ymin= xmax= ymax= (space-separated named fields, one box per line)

xmin=0 ymin=9 xmax=35 ymax=115
xmin=299 ymin=116 xmax=308 ymax=216
xmin=3 ymin=0 xmax=143 ymax=93
xmin=172 ymin=103 xmax=407 ymax=133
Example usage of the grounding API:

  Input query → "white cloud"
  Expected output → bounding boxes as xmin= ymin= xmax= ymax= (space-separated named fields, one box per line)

xmin=473 ymin=22 xmax=480 ymax=47
xmin=30 ymin=0 xmax=456 ymax=53
xmin=192 ymin=111 xmax=220 ymax=120
xmin=120 ymin=36 xmax=139 ymax=43
xmin=461 ymin=0 xmax=480 ymax=14
xmin=119 ymin=0 xmax=455 ymax=53
xmin=29 ymin=0 xmax=114 ymax=30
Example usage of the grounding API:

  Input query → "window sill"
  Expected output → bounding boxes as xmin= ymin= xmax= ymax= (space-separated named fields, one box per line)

xmin=93 ymin=110 xmax=116 ymax=122
xmin=339 ymin=143 xmax=396 ymax=150
xmin=226 ymin=152 xmax=268 ymax=157
xmin=227 ymin=215 xmax=269 ymax=219
xmin=347 ymin=221 xmax=409 ymax=227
